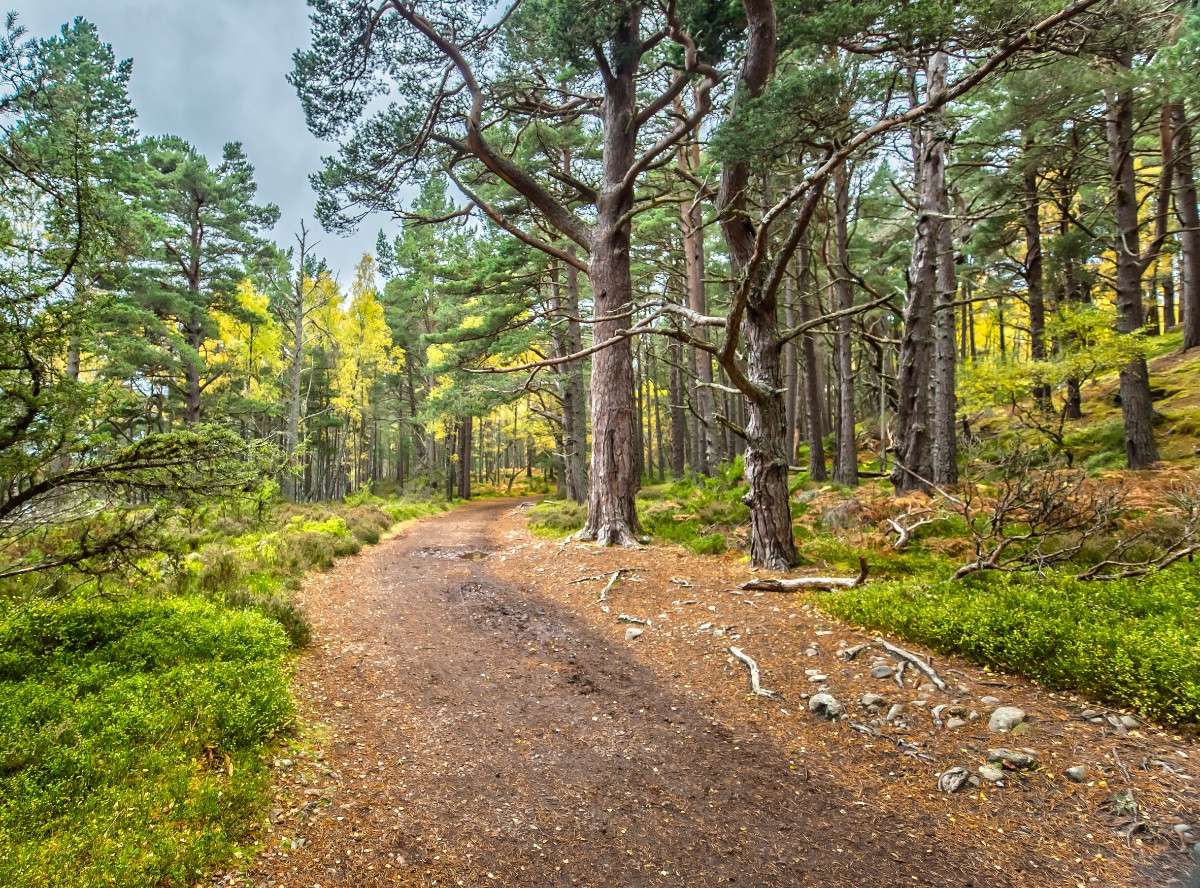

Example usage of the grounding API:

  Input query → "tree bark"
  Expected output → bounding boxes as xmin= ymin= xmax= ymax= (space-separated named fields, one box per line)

xmin=1022 ymin=158 xmax=1049 ymax=408
xmin=892 ymin=54 xmax=944 ymax=493
xmin=578 ymin=12 xmax=641 ymax=545
xmin=1172 ymin=103 xmax=1200 ymax=350
xmin=457 ymin=415 xmax=472 ymax=500
xmin=832 ymin=164 xmax=858 ymax=485
xmin=797 ymin=242 xmax=827 ymax=481
xmin=678 ymin=134 xmax=714 ymax=474
xmin=932 ymin=169 xmax=958 ymax=486
xmin=1106 ymin=84 xmax=1159 ymax=468
xmin=716 ymin=0 xmax=796 ymax=570
xmin=668 ymin=337 xmax=687 ymax=477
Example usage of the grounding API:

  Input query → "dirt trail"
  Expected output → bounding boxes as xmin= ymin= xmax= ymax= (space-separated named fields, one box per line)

xmin=231 ymin=499 xmax=1200 ymax=887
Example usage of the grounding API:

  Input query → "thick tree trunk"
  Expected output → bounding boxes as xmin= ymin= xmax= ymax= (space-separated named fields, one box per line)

xmin=1172 ymin=103 xmax=1200 ymax=351
xmin=1106 ymin=85 xmax=1158 ymax=467
xmin=832 ymin=165 xmax=858 ymax=485
xmin=715 ymin=0 xmax=794 ymax=568
xmin=892 ymin=54 xmax=945 ymax=493
xmin=579 ymin=19 xmax=641 ymax=545
xmin=742 ymin=281 xmax=797 ymax=570
xmin=932 ymin=178 xmax=958 ymax=486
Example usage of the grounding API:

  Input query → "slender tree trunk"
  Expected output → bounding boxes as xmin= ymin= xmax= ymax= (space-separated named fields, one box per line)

xmin=1172 ymin=103 xmax=1200 ymax=350
xmin=552 ymin=248 xmax=588 ymax=504
xmin=667 ymin=338 xmax=687 ymax=477
xmin=832 ymin=165 xmax=858 ymax=485
xmin=1163 ymin=257 xmax=1177 ymax=330
xmin=458 ymin=415 xmax=472 ymax=500
xmin=798 ymin=242 xmax=827 ymax=480
xmin=1022 ymin=160 xmax=1049 ymax=408
xmin=679 ymin=136 xmax=714 ymax=475
xmin=1106 ymin=84 xmax=1159 ymax=467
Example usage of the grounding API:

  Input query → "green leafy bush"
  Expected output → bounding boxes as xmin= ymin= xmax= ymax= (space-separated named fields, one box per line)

xmin=0 ymin=595 xmax=293 ymax=887
xmin=820 ymin=564 xmax=1200 ymax=724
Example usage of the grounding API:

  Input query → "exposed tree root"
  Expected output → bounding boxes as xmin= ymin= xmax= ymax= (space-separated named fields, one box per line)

xmin=876 ymin=637 xmax=947 ymax=692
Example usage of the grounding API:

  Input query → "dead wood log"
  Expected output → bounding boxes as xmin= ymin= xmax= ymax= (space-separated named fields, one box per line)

xmin=739 ymin=557 xmax=868 ymax=592
xmin=728 ymin=646 xmax=779 ymax=699
xmin=876 ymin=637 xmax=947 ymax=692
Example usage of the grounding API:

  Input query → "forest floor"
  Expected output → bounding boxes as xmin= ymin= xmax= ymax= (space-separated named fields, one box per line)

xmin=223 ymin=498 xmax=1200 ymax=888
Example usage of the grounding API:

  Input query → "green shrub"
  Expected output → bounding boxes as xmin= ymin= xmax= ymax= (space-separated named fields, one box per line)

xmin=224 ymin=587 xmax=311 ymax=649
xmin=820 ymin=564 xmax=1200 ymax=724
xmin=527 ymin=499 xmax=586 ymax=536
xmin=0 ymin=595 xmax=293 ymax=888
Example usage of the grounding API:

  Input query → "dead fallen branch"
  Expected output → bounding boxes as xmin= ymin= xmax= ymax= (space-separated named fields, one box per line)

xmin=838 ymin=643 xmax=870 ymax=661
xmin=739 ymin=557 xmax=868 ymax=592
xmin=599 ymin=569 xmax=626 ymax=602
xmin=876 ymin=637 xmax=947 ymax=692
xmin=617 ymin=614 xmax=650 ymax=626
xmin=885 ymin=509 xmax=939 ymax=551
xmin=728 ymin=646 xmax=779 ymax=699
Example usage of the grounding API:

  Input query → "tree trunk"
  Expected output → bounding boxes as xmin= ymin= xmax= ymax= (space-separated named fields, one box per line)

xmin=892 ymin=53 xmax=944 ymax=493
xmin=552 ymin=245 xmax=588 ymax=504
xmin=1022 ymin=160 xmax=1049 ymax=408
xmin=1106 ymin=84 xmax=1159 ymax=468
xmin=831 ymin=165 xmax=858 ymax=485
xmin=1172 ymin=103 xmax=1200 ymax=351
xmin=458 ymin=415 xmax=472 ymax=500
xmin=667 ymin=338 xmax=687 ymax=477
xmin=579 ymin=15 xmax=641 ymax=545
xmin=932 ymin=160 xmax=958 ymax=486
xmin=715 ymin=0 xmax=795 ymax=569
xmin=679 ymin=136 xmax=714 ymax=475
xmin=797 ymin=242 xmax=826 ymax=480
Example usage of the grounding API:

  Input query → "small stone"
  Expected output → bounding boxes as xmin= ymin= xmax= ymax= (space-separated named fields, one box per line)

xmin=987 ymin=748 xmax=1038 ymax=770
xmin=809 ymin=692 xmax=844 ymax=720
xmin=910 ymin=699 xmax=928 ymax=707
xmin=946 ymin=717 xmax=968 ymax=729
xmin=988 ymin=706 xmax=1026 ymax=733
xmin=624 ymin=627 xmax=644 ymax=641
xmin=937 ymin=767 xmax=973 ymax=794
xmin=980 ymin=695 xmax=1001 ymax=706
xmin=808 ymin=674 xmax=829 ymax=683
xmin=884 ymin=703 xmax=906 ymax=722
xmin=919 ymin=682 xmax=938 ymax=694
xmin=1065 ymin=765 xmax=1090 ymax=783
xmin=871 ymin=665 xmax=895 ymax=679
xmin=1080 ymin=708 xmax=1100 ymax=720
xmin=978 ymin=764 xmax=1005 ymax=783
xmin=1119 ymin=715 xmax=1140 ymax=730
xmin=861 ymin=693 xmax=887 ymax=709
xmin=805 ymin=647 xmax=819 ymax=657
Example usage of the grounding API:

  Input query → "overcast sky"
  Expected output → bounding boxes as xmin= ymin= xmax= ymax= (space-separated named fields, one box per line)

xmin=10 ymin=1 xmax=384 ymax=282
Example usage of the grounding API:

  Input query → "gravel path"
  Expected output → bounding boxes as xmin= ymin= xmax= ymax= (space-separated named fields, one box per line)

xmin=230 ymin=499 xmax=1200 ymax=887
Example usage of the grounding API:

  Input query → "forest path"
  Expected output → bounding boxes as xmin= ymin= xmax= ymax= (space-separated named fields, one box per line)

xmin=231 ymin=498 xmax=1198 ymax=887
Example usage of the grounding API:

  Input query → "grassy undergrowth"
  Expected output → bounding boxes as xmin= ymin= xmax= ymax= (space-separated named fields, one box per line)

xmin=529 ymin=459 xmax=749 ymax=554
xmin=820 ymin=563 xmax=1200 ymax=725
xmin=0 ymin=495 xmax=450 ymax=888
